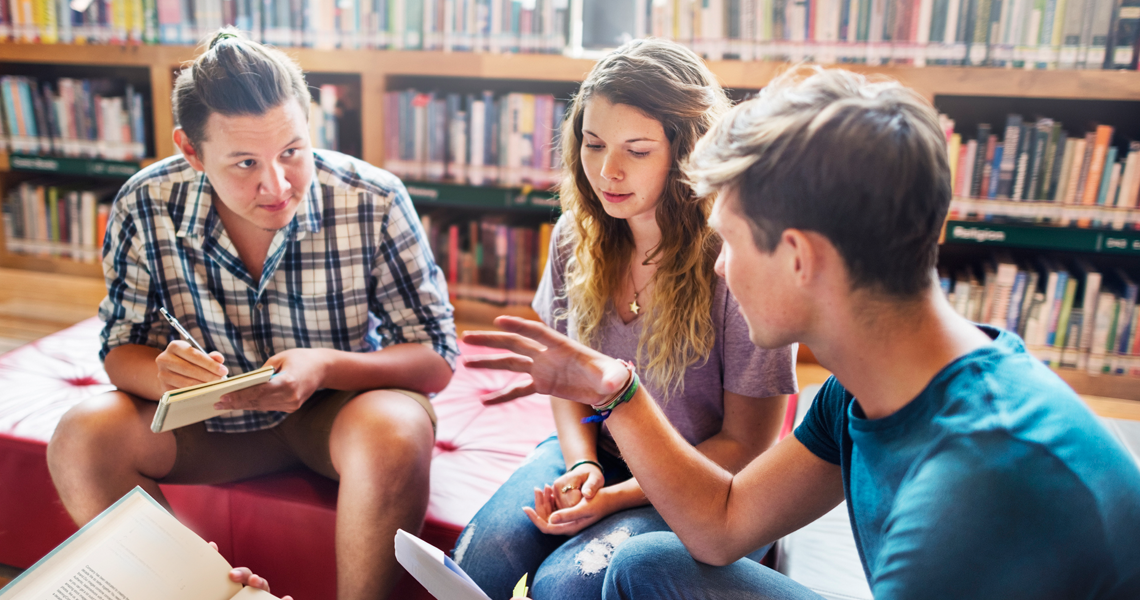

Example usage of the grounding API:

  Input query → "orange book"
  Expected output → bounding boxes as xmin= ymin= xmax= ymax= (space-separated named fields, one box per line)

xmin=95 ymin=203 xmax=110 ymax=250
xmin=1081 ymin=125 xmax=1114 ymax=207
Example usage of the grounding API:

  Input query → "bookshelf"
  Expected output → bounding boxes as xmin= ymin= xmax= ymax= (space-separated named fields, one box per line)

xmin=407 ymin=180 xmax=559 ymax=210
xmin=0 ymin=43 xmax=1138 ymax=399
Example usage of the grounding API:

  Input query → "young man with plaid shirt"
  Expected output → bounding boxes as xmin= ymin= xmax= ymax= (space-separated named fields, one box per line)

xmin=46 ymin=30 xmax=457 ymax=600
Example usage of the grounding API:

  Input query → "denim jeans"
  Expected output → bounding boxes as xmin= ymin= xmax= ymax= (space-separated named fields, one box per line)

xmin=453 ymin=436 xmax=772 ymax=600
xmin=603 ymin=532 xmax=826 ymax=600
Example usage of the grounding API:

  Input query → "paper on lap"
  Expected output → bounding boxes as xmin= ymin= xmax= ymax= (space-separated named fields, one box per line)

xmin=0 ymin=487 xmax=280 ymax=600
xmin=394 ymin=529 xmax=492 ymax=600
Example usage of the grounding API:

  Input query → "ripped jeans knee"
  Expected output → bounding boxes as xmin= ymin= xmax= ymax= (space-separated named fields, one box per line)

xmin=528 ymin=506 xmax=670 ymax=599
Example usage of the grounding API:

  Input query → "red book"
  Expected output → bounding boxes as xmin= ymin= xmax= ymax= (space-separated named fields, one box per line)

xmin=807 ymin=0 xmax=816 ymax=41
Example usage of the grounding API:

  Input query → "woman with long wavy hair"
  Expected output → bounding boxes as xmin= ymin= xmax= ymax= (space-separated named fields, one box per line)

xmin=453 ymin=38 xmax=798 ymax=599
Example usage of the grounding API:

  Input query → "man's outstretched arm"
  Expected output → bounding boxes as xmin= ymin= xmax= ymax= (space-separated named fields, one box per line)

xmin=464 ymin=316 xmax=845 ymax=566
xmin=602 ymin=390 xmax=844 ymax=564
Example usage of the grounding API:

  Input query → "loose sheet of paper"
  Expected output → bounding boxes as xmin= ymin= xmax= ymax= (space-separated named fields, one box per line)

xmin=394 ymin=529 xmax=491 ymax=600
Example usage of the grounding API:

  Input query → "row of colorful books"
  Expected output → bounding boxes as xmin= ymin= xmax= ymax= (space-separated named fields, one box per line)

xmin=939 ymin=255 xmax=1139 ymax=375
xmin=1 ymin=180 xmax=115 ymax=262
xmin=421 ymin=213 xmax=553 ymax=305
xmin=385 ymin=90 xmax=567 ymax=188
xmin=947 ymin=197 xmax=1140 ymax=229
xmin=646 ymin=0 xmax=1140 ymax=67
xmin=943 ymin=114 xmax=1140 ymax=228
xmin=0 ymin=0 xmax=569 ymax=53
xmin=4 ymin=0 xmax=1140 ymax=70
xmin=0 ymin=75 xmax=148 ymax=161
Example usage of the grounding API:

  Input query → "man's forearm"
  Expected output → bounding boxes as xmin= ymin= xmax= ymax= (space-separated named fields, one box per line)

xmin=104 ymin=344 xmax=164 ymax=401
xmin=604 ymin=388 xmax=738 ymax=558
xmin=696 ymin=432 xmax=764 ymax=475
xmin=319 ymin=343 xmax=453 ymax=394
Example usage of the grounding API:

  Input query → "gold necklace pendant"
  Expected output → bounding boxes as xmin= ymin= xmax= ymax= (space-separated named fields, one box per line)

xmin=627 ymin=263 xmax=648 ymax=317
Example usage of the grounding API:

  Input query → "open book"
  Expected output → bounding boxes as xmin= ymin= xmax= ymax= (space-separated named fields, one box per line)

xmin=0 ymin=487 xmax=279 ymax=600
xmin=150 ymin=365 xmax=275 ymax=433
xmin=394 ymin=529 xmax=492 ymax=600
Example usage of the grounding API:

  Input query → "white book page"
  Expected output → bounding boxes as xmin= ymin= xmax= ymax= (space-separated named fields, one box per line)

xmin=2 ymin=489 xmax=241 ymax=600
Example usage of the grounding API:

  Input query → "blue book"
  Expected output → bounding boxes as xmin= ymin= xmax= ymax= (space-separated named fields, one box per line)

xmin=1096 ymin=146 xmax=1118 ymax=206
xmin=1113 ymin=270 xmax=1138 ymax=372
xmin=1 ymin=78 xmax=21 ymax=146
xmin=987 ymin=146 xmax=1003 ymax=198
xmin=1047 ymin=270 xmax=1070 ymax=347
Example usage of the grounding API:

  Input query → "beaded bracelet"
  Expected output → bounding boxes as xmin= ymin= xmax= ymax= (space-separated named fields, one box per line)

xmin=567 ymin=460 xmax=605 ymax=475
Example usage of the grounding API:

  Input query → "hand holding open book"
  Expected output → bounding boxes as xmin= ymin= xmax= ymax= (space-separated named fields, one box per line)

xmin=0 ymin=487 xmax=286 ymax=600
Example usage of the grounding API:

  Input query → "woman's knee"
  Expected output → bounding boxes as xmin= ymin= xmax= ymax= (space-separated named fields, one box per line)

xmin=610 ymin=531 xmax=689 ymax=573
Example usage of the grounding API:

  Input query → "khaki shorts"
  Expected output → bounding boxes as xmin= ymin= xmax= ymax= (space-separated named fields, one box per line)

xmin=160 ymin=388 xmax=435 ymax=484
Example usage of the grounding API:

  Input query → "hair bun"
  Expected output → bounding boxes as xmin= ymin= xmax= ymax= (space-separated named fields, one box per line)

xmin=209 ymin=30 xmax=240 ymax=49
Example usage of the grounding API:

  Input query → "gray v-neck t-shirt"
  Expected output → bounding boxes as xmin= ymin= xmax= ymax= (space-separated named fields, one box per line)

xmin=532 ymin=217 xmax=799 ymax=455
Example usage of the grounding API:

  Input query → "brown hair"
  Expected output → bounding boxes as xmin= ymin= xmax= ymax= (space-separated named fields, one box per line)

xmin=173 ymin=28 xmax=311 ymax=149
xmin=557 ymin=38 xmax=731 ymax=398
xmin=687 ymin=66 xmax=950 ymax=298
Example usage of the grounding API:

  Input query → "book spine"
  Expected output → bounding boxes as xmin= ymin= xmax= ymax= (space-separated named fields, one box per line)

xmin=1025 ymin=122 xmax=1050 ymax=200
xmin=1112 ymin=0 xmax=1140 ymax=67
xmin=1081 ymin=124 xmax=1114 ymax=207
xmin=1062 ymin=137 xmax=1088 ymax=205
xmin=970 ymin=123 xmax=991 ymax=197
xmin=997 ymin=114 xmax=1022 ymax=198
xmin=1088 ymin=291 xmax=1116 ymax=374
xmin=988 ymin=145 xmax=1004 ymax=198
xmin=1096 ymin=145 xmax=1119 ymax=205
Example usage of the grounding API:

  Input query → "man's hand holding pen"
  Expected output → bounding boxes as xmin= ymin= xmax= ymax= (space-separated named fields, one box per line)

xmin=156 ymin=307 xmax=228 ymax=392
xmin=155 ymin=340 xmax=228 ymax=392
xmin=155 ymin=307 xmax=326 ymax=414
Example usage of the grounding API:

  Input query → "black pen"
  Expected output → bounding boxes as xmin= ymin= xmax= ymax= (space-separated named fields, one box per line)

xmin=159 ymin=307 xmax=210 ymax=356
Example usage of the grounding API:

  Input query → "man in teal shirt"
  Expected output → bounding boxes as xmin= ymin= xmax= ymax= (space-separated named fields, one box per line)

xmin=465 ymin=66 xmax=1140 ymax=599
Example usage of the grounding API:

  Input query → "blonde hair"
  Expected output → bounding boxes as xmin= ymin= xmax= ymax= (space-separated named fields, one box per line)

xmin=686 ymin=66 xmax=950 ymax=298
xmin=556 ymin=38 xmax=731 ymax=398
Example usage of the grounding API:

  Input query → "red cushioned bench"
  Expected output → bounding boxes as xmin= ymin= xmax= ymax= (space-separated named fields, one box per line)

xmin=0 ymin=317 xmax=557 ymax=600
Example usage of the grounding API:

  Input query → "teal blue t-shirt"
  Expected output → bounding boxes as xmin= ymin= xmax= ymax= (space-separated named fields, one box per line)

xmin=795 ymin=326 xmax=1140 ymax=599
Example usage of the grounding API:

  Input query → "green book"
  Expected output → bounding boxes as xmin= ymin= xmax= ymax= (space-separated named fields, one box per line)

xmin=1104 ymin=298 xmax=1121 ymax=373
xmin=1052 ymin=276 xmax=1079 ymax=367
xmin=48 ymin=185 xmax=59 ymax=243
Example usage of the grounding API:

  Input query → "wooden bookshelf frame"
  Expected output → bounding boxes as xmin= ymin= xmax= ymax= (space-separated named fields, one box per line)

xmin=1 ymin=43 xmax=1138 ymax=399
xmin=1 ymin=43 xmax=1139 ymax=164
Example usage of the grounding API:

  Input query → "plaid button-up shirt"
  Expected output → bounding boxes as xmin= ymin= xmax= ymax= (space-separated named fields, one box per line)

xmin=98 ymin=150 xmax=458 ymax=433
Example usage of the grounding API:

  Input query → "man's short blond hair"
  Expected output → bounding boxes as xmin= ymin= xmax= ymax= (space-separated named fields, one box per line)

xmin=687 ymin=66 xmax=951 ymax=298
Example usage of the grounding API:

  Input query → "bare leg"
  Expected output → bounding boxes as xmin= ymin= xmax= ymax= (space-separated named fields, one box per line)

xmin=47 ymin=391 xmax=178 ymax=524
xmin=328 ymin=390 xmax=434 ymax=600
